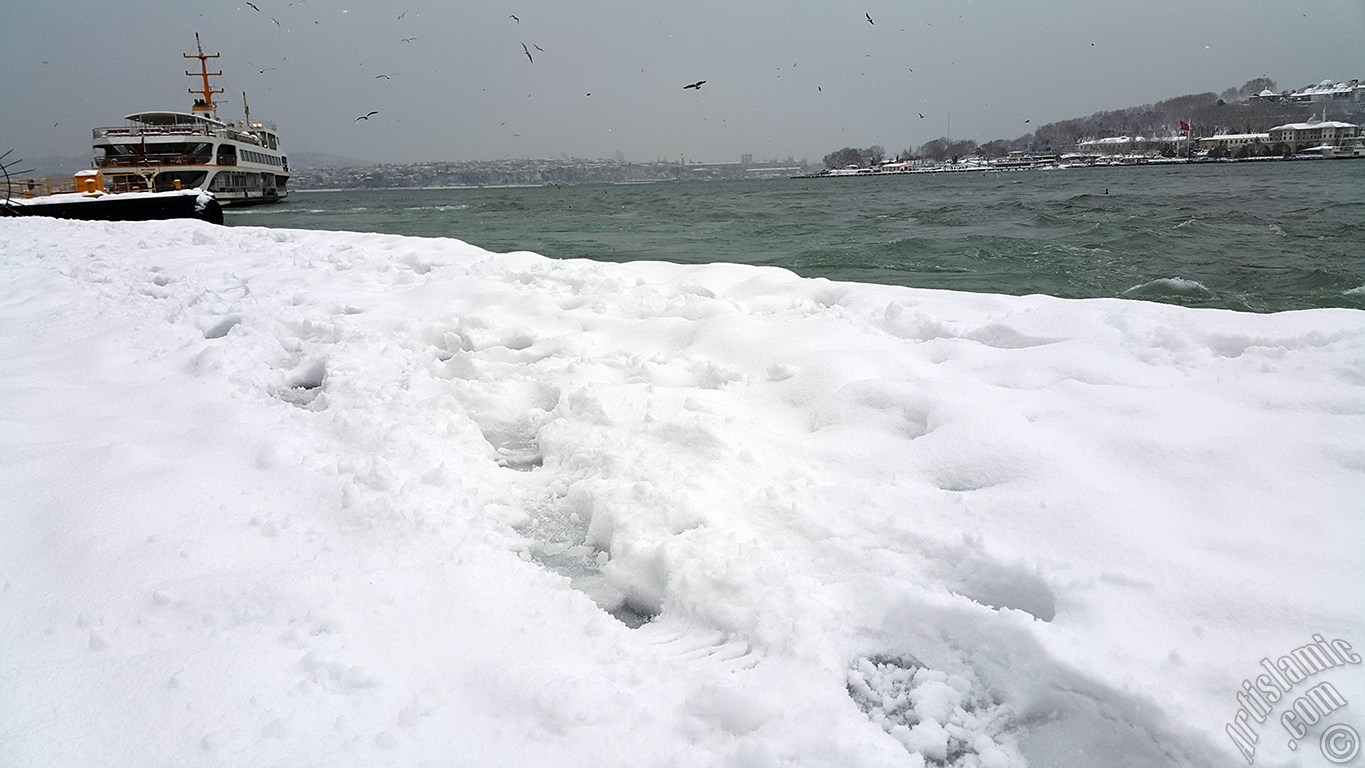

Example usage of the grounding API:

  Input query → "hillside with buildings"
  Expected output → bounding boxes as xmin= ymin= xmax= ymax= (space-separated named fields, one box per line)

xmin=302 ymin=78 xmax=1365 ymax=188
xmin=840 ymin=78 xmax=1365 ymax=167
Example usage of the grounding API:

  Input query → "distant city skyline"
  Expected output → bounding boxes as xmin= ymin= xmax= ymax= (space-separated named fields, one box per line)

xmin=2 ymin=0 xmax=1363 ymax=166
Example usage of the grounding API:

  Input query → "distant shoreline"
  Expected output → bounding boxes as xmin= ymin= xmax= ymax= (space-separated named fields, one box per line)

xmin=284 ymin=154 xmax=1363 ymax=193
xmin=794 ymin=153 xmax=1365 ymax=179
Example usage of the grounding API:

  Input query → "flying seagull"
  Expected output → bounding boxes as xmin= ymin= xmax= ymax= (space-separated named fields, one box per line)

xmin=397 ymin=10 xmax=408 ymax=20
xmin=917 ymin=112 xmax=925 ymax=119
xmin=521 ymin=42 xmax=533 ymax=63
xmin=374 ymin=73 xmax=399 ymax=79
xmin=355 ymin=111 xmax=378 ymax=121
xmin=683 ymin=80 xmax=705 ymax=90
xmin=533 ymin=44 xmax=544 ymax=52
xmin=509 ymin=14 xmax=519 ymax=23
xmin=401 ymin=37 xmax=417 ymax=43
xmin=866 ymin=13 xmax=874 ymax=24
xmin=245 ymin=1 xmax=259 ymax=10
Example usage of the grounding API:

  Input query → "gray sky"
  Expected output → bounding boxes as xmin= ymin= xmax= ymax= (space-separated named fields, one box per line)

xmin=3 ymin=0 xmax=1363 ymax=166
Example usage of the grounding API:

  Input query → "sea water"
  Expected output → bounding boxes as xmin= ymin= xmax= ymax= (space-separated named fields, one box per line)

xmin=228 ymin=160 xmax=1365 ymax=313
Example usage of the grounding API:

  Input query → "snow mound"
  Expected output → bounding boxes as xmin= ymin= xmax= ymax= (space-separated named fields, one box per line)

xmin=2 ymin=218 xmax=1362 ymax=767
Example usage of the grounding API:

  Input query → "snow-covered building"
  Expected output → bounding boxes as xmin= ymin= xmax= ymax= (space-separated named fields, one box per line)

xmin=1074 ymin=135 xmax=1182 ymax=154
xmin=1267 ymin=119 xmax=1360 ymax=152
xmin=1196 ymin=132 xmax=1270 ymax=153
xmin=1279 ymin=78 xmax=1364 ymax=105
xmin=1255 ymin=79 xmax=1364 ymax=110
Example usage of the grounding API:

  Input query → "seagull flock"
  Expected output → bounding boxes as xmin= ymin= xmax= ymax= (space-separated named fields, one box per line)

xmin=234 ymin=6 xmax=959 ymax=135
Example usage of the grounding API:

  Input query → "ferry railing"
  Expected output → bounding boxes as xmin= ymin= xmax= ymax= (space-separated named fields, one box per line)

xmin=95 ymin=154 xmax=214 ymax=168
xmin=101 ymin=173 xmax=156 ymax=193
xmin=1 ymin=174 xmax=160 ymax=196
xmin=94 ymin=124 xmax=268 ymax=148
xmin=94 ymin=124 xmax=216 ymax=139
xmin=2 ymin=177 xmax=79 ymax=197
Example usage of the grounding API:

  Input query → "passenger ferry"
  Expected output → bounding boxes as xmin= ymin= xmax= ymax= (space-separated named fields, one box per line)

xmin=90 ymin=34 xmax=289 ymax=205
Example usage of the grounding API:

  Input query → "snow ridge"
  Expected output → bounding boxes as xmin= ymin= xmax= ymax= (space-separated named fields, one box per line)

xmin=3 ymin=218 xmax=1362 ymax=767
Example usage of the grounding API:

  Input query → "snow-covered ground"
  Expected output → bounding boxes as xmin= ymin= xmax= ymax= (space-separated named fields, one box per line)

xmin=2 ymin=218 xmax=1362 ymax=767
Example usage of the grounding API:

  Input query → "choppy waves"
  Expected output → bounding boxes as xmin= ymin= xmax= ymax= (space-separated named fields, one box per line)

xmin=227 ymin=162 xmax=1365 ymax=313
xmin=1123 ymin=277 xmax=1213 ymax=298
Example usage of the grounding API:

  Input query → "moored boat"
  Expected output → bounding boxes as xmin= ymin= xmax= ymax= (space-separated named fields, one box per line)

xmin=4 ymin=34 xmax=284 ymax=218
xmin=88 ymin=34 xmax=289 ymax=205
xmin=2 ymin=171 xmax=223 ymax=224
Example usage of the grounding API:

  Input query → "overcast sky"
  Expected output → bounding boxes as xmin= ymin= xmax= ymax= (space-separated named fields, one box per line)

xmin=3 ymin=0 xmax=1363 ymax=166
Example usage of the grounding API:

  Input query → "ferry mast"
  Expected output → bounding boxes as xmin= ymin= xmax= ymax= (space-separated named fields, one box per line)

xmin=184 ymin=33 xmax=223 ymax=116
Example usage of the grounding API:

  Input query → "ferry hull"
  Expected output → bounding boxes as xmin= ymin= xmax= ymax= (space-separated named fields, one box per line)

xmin=4 ymin=190 xmax=224 ymax=224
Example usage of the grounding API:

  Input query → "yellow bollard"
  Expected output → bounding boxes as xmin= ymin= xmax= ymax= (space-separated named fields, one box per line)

xmin=74 ymin=170 xmax=104 ymax=194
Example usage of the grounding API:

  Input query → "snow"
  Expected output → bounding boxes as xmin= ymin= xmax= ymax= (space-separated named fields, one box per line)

xmin=1267 ymin=120 xmax=1359 ymax=132
xmin=4 ymin=187 xmax=209 ymax=207
xmin=2 ymin=217 xmax=1363 ymax=767
xmin=1201 ymin=133 xmax=1269 ymax=141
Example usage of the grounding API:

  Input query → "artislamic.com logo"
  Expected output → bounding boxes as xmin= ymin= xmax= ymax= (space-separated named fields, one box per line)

xmin=1227 ymin=634 xmax=1361 ymax=764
